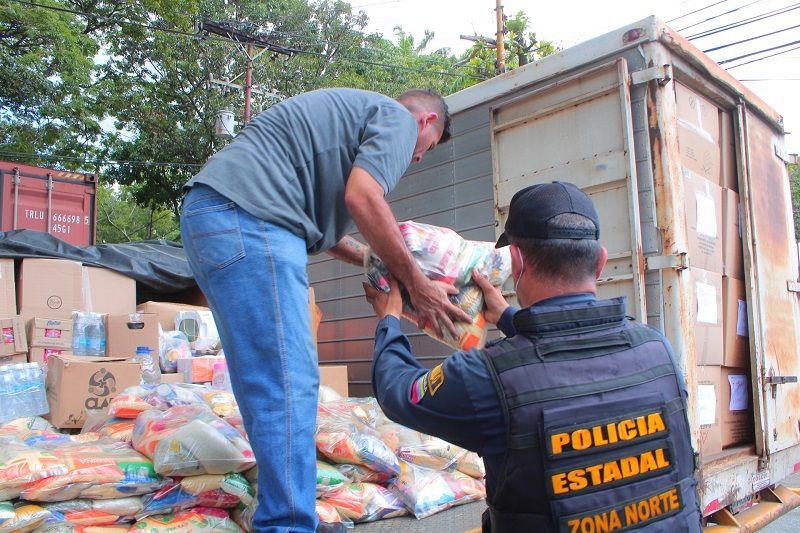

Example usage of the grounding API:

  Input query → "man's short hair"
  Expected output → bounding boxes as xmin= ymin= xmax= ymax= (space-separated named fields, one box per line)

xmin=397 ymin=89 xmax=451 ymax=143
xmin=510 ymin=213 xmax=602 ymax=281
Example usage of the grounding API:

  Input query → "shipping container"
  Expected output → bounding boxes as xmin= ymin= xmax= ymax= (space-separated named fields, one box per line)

xmin=0 ymin=161 xmax=97 ymax=247
xmin=313 ymin=16 xmax=800 ymax=530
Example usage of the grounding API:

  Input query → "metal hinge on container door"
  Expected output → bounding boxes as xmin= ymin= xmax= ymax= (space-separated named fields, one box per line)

xmin=645 ymin=252 xmax=689 ymax=271
xmin=774 ymin=144 xmax=798 ymax=165
xmin=630 ymin=64 xmax=673 ymax=86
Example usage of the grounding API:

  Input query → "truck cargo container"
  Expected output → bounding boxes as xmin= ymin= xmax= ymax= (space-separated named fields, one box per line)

xmin=316 ymin=16 xmax=800 ymax=530
xmin=0 ymin=161 xmax=97 ymax=247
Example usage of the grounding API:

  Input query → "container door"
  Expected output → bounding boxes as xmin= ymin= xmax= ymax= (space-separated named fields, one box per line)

xmin=1 ymin=169 xmax=96 ymax=247
xmin=491 ymin=58 xmax=647 ymax=320
xmin=739 ymin=107 xmax=800 ymax=454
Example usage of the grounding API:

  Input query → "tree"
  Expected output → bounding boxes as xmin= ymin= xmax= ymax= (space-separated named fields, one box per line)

xmin=96 ymin=182 xmax=180 ymax=243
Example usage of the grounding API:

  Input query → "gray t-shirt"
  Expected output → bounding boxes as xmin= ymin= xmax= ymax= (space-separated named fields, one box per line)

xmin=186 ymin=88 xmax=418 ymax=253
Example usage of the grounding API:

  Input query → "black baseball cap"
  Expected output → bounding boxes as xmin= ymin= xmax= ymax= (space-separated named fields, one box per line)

xmin=495 ymin=181 xmax=600 ymax=247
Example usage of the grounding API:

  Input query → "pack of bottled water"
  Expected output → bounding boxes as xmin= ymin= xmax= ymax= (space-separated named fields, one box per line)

xmin=0 ymin=362 xmax=49 ymax=423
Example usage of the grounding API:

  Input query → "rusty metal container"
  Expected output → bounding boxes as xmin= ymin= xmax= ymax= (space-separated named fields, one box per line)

xmin=0 ymin=161 xmax=97 ymax=247
xmin=312 ymin=15 xmax=800 ymax=528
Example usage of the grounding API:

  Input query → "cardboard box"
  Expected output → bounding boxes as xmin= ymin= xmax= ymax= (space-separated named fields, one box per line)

xmin=697 ymin=365 xmax=723 ymax=457
xmin=0 ymin=353 xmax=27 ymax=366
xmin=28 ymin=317 xmax=73 ymax=349
xmin=137 ymin=301 xmax=209 ymax=332
xmin=82 ymin=267 xmax=137 ymax=316
xmin=106 ymin=313 xmax=159 ymax=358
xmin=0 ymin=315 xmax=27 ymax=356
xmin=0 ymin=259 xmax=16 ymax=315
xmin=719 ymin=110 xmax=738 ymax=191
xmin=159 ymin=372 xmax=185 ymax=384
xmin=45 ymin=355 xmax=141 ymax=428
xmin=18 ymin=259 xmax=136 ymax=319
xmin=683 ymin=170 xmax=723 ymax=273
xmin=722 ymin=189 xmax=744 ymax=280
xmin=178 ymin=355 xmax=224 ymax=383
xmin=309 ymin=287 xmax=322 ymax=345
xmin=722 ymin=277 xmax=750 ymax=368
xmin=689 ymin=268 xmax=723 ymax=365
xmin=28 ymin=347 xmax=71 ymax=369
xmin=320 ymin=365 xmax=348 ymax=398
xmin=676 ymin=83 xmax=721 ymax=183
xmin=720 ymin=366 xmax=755 ymax=448
xmin=19 ymin=259 xmax=82 ymax=319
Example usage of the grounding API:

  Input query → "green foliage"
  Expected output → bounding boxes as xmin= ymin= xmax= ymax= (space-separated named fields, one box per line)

xmin=96 ymin=182 xmax=180 ymax=243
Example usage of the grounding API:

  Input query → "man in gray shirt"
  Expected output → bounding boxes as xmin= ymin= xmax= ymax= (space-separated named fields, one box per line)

xmin=180 ymin=88 xmax=469 ymax=533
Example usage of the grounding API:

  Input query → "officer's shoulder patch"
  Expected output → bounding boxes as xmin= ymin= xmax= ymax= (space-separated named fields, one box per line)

xmin=410 ymin=364 xmax=446 ymax=404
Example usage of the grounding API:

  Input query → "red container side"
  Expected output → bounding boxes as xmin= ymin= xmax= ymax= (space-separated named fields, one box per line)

xmin=0 ymin=161 xmax=97 ymax=247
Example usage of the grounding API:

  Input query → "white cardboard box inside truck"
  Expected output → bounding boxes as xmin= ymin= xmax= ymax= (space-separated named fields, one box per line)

xmin=313 ymin=15 xmax=800 ymax=528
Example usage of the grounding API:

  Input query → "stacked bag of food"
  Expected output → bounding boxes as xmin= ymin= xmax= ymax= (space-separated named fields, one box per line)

xmin=0 ymin=382 xmax=485 ymax=532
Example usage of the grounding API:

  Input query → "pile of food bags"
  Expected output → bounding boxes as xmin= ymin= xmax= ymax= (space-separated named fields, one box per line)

xmin=365 ymin=221 xmax=512 ymax=350
xmin=0 ymin=382 xmax=485 ymax=532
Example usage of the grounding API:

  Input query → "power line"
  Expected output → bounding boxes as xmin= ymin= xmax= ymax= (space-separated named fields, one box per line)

xmin=9 ymin=0 xmax=484 ymax=81
xmin=0 ymin=151 xmax=202 ymax=168
xmin=718 ymin=37 xmax=800 ymax=64
xmin=726 ymin=42 xmax=800 ymax=68
xmin=677 ymin=0 xmax=764 ymax=32
xmin=667 ymin=0 xmax=731 ymax=23
xmin=687 ymin=3 xmax=800 ymax=40
xmin=702 ymin=22 xmax=800 ymax=52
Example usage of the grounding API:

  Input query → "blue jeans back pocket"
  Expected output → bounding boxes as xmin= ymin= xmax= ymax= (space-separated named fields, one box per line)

xmin=183 ymin=194 xmax=245 ymax=269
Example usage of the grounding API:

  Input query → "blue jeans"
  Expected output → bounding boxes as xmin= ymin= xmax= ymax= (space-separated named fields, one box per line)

xmin=180 ymin=184 xmax=318 ymax=533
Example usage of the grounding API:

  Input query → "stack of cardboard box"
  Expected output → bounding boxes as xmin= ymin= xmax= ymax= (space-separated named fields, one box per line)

xmin=0 ymin=259 xmax=27 ymax=366
xmin=677 ymin=83 xmax=753 ymax=458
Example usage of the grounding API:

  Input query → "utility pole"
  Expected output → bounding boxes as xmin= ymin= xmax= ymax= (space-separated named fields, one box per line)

xmin=495 ymin=0 xmax=506 ymax=74
xmin=201 ymin=21 xmax=294 ymax=124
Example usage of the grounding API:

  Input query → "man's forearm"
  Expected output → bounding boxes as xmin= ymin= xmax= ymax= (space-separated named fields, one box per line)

xmin=327 ymin=235 xmax=367 ymax=266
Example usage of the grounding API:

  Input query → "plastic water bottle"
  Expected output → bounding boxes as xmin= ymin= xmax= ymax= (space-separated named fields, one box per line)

xmin=72 ymin=312 xmax=106 ymax=356
xmin=0 ymin=365 xmax=18 ymax=423
xmin=0 ymin=363 xmax=48 ymax=423
xmin=134 ymin=346 xmax=161 ymax=385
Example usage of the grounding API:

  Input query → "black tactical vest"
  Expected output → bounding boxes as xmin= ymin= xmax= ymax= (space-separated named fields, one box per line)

xmin=480 ymin=297 xmax=701 ymax=533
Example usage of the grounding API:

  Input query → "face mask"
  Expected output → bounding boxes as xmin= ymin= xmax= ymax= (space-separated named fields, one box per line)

xmin=513 ymin=247 xmax=525 ymax=294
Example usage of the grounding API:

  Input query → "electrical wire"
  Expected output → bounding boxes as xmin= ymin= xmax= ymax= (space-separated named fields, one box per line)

xmin=726 ymin=42 xmax=800 ymax=68
xmin=687 ymin=2 xmax=800 ymax=40
xmin=8 ymin=0 xmax=484 ymax=81
xmin=702 ymin=22 xmax=800 ymax=52
xmin=718 ymin=37 xmax=800 ymax=64
xmin=667 ymin=0 xmax=731 ymax=23
xmin=677 ymin=0 xmax=764 ymax=32
xmin=0 ymin=151 xmax=202 ymax=167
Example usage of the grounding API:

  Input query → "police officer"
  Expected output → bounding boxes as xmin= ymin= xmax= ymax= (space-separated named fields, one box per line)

xmin=363 ymin=181 xmax=701 ymax=532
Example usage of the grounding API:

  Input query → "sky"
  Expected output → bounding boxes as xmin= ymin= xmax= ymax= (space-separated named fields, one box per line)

xmin=355 ymin=0 xmax=800 ymax=155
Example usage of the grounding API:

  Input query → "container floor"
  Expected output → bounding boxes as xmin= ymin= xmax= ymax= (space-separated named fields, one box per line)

xmin=353 ymin=500 xmax=485 ymax=532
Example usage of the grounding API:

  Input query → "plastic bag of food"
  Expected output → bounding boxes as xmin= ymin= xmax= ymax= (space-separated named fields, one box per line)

xmin=129 ymin=507 xmax=242 ymax=532
xmin=390 ymin=460 xmax=486 ymax=519
xmin=315 ymin=501 xmax=354 ymax=529
xmin=20 ymin=439 xmax=164 ymax=502
xmin=334 ymin=464 xmax=393 ymax=485
xmin=377 ymin=422 xmax=482 ymax=474
xmin=365 ymin=221 xmax=512 ymax=350
xmin=0 ymin=417 xmax=55 ymax=440
xmin=139 ymin=473 xmax=253 ymax=517
xmin=455 ymin=451 xmax=486 ymax=479
xmin=315 ymin=406 xmax=399 ymax=477
xmin=318 ymin=385 xmax=343 ymax=404
xmin=32 ymin=525 xmax=129 ymax=533
xmin=0 ymin=502 xmax=13 ymax=523
xmin=0 ymin=437 xmax=69 ymax=492
xmin=132 ymin=404 xmax=255 ymax=476
xmin=202 ymin=390 xmax=237 ymax=418
xmin=41 ymin=498 xmax=143 ymax=526
xmin=316 ymin=461 xmax=348 ymax=497
xmin=319 ymin=482 xmax=406 ymax=523
xmin=108 ymin=384 xmax=204 ymax=419
xmin=159 ymin=329 xmax=191 ymax=373
xmin=0 ymin=502 xmax=51 ymax=533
